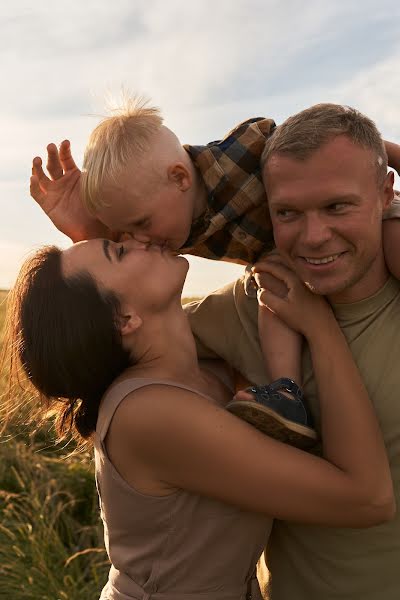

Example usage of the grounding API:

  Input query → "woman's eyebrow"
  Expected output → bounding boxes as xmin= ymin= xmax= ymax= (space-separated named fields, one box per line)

xmin=103 ymin=239 xmax=112 ymax=262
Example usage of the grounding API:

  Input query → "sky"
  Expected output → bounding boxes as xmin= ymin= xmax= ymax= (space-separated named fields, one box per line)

xmin=1 ymin=0 xmax=400 ymax=296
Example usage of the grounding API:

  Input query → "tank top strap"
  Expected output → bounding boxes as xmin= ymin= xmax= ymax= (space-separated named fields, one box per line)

xmin=96 ymin=377 xmax=217 ymax=442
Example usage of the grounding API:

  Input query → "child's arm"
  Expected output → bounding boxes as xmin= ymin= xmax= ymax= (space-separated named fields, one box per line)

xmin=383 ymin=218 xmax=400 ymax=279
xmin=385 ymin=139 xmax=400 ymax=173
xmin=382 ymin=140 xmax=400 ymax=279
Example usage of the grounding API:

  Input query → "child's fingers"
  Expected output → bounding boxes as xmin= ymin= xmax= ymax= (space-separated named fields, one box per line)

xmin=32 ymin=157 xmax=51 ymax=189
xmin=30 ymin=175 xmax=45 ymax=204
xmin=46 ymin=143 xmax=63 ymax=180
xmin=59 ymin=140 xmax=79 ymax=172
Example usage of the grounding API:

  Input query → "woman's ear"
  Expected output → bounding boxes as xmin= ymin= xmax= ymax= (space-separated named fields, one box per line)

xmin=118 ymin=312 xmax=142 ymax=337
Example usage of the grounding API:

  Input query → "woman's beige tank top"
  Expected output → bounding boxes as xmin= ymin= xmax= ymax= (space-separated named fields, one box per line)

xmin=94 ymin=377 xmax=272 ymax=600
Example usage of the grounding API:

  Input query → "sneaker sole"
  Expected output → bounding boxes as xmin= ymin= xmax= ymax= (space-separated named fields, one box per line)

xmin=225 ymin=400 xmax=318 ymax=449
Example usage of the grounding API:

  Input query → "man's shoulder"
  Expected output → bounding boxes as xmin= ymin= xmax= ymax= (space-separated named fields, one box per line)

xmin=184 ymin=276 xmax=258 ymax=337
xmin=183 ymin=279 xmax=240 ymax=317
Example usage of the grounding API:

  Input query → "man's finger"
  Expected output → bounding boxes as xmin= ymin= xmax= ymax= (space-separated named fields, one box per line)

xmin=32 ymin=157 xmax=51 ymax=189
xmin=30 ymin=175 xmax=45 ymax=204
xmin=46 ymin=143 xmax=64 ymax=180
xmin=59 ymin=140 xmax=79 ymax=172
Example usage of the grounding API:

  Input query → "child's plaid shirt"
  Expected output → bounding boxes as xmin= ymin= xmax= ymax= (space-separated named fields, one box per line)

xmin=181 ymin=117 xmax=276 ymax=265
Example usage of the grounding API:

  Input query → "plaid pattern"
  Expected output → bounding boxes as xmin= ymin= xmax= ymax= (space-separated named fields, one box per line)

xmin=181 ymin=117 xmax=276 ymax=264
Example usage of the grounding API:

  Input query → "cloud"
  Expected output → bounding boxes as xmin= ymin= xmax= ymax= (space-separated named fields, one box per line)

xmin=1 ymin=1 xmax=400 ymax=293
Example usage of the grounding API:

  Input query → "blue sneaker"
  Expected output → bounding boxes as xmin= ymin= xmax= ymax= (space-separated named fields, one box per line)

xmin=226 ymin=378 xmax=317 ymax=449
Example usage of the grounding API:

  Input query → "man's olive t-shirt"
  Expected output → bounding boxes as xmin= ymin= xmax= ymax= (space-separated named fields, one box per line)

xmin=184 ymin=276 xmax=400 ymax=600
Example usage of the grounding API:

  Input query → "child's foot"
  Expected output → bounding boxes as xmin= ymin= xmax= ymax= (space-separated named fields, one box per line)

xmin=226 ymin=378 xmax=318 ymax=449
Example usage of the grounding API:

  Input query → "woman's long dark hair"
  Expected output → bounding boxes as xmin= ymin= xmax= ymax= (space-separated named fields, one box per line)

xmin=2 ymin=245 xmax=131 ymax=440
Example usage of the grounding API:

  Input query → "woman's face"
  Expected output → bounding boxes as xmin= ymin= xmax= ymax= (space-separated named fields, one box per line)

xmin=61 ymin=238 xmax=189 ymax=317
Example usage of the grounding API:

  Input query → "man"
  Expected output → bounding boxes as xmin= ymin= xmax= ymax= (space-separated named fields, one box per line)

xmin=185 ymin=104 xmax=400 ymax=599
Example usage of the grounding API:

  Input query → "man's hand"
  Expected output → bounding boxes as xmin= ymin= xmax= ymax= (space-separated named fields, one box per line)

xmin=30 ymin=140 xmax=111 ymax=242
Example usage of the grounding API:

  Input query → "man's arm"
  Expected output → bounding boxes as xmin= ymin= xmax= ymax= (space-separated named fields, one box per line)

xmin=30 ymin=140 xmax=111 ymax=242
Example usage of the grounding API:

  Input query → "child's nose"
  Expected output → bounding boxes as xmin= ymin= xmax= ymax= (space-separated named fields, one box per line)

xmin=133 ymin=232 xmax=152 ymax=244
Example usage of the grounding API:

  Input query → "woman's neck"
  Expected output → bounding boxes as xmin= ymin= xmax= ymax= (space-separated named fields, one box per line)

xmin=125 ymin=304 xmax=205 ymax=385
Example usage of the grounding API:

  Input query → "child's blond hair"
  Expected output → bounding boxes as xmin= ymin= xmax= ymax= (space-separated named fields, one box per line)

xmin=82 ymin=97 xmax=164 ymax=213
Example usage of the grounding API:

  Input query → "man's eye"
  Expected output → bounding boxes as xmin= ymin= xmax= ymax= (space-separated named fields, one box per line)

xmin=276 ymin=209 xmax=296 ymax=218
xmin=118 ymin=245 xmax=125 ymax=259
xmin=329 ymin=203 xmax=347 ymax=212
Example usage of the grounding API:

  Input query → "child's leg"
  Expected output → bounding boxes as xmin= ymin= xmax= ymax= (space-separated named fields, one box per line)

xmin=228 ymin=292 xmax=317 ymax=448
xmin=258 ymin=303 xmax=302 ymax=387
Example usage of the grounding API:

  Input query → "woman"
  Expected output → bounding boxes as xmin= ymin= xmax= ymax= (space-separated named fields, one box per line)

xmin=3 ymin=237 xmax=394 ymax=600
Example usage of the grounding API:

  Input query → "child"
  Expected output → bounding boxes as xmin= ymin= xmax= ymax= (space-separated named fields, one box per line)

xmin=30 ymin=99 xmax=400 ymax=448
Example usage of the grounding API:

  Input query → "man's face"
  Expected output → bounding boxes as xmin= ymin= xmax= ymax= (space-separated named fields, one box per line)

xmin=264 ymin=135 xmax=394 ymax=303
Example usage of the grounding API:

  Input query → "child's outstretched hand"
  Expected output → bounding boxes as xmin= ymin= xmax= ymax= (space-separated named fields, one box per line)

xmin=30 ymin=140 xmax=111 ymax=242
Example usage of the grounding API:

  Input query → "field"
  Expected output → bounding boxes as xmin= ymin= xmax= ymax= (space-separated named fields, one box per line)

xmin=0 ymin=290 xmax=200 ymax=599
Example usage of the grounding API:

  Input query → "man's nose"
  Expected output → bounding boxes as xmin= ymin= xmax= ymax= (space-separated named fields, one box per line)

xmin=300 ymin=214 xmax=332 ymax=247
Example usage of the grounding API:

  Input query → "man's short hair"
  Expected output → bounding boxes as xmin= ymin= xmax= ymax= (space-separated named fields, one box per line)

xmin=261 ymin=103 xmax=388 ymax=186
xmin=81 ymin=97 xmax=163 ymax=213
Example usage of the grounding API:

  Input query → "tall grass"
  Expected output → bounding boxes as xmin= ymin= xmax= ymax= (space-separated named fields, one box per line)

xmin=0 ymin=289 xmax=108 ymax=599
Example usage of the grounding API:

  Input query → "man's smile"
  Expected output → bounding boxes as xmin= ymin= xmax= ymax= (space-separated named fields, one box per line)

xmin=302 ymin=252 xmax=345 ymax=265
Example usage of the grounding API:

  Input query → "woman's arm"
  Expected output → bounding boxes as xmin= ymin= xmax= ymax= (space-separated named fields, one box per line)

xmin=110 ymin=263 xmax=394 ymax=528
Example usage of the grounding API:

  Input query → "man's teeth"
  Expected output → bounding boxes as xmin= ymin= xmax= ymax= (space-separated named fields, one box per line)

xmin=304 ymin=254 xmax=341 ymax=265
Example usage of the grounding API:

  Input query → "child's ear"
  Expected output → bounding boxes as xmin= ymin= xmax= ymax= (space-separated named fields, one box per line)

xmin=167 ymin=163 xmax=191 ymax=191
xmin=382 ymin=170 xmax=395 ymax=211
xmin=118 ymin=312 xmax=142 ymax=337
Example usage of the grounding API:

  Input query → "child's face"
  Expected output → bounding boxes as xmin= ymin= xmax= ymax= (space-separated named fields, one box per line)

xmin=96 ymin=175 xmax=194 ymax=251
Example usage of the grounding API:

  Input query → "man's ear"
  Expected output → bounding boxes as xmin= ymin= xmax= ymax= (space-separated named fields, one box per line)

xmin=118 ymin=312 xmax=142 ymax=337
xmin=167 ymin=162 xmax=192 ymax=191
xmin=382 ymin=170 xmax=395 ymax=211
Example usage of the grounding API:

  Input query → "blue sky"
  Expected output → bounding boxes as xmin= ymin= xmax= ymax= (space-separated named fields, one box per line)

xmin=1 ymin=1 xmax=400 ymax=295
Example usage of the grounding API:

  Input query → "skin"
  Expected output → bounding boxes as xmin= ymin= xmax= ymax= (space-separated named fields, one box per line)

xmin=97 ymin=157 xmax=201 ymax=252
xmin=62 ymin=238 xmax=189 ymax=342
xmin=61 ymin=240 xmax=394 ymax=526
xmin=262 ymin=135 xmax=395 ymax=303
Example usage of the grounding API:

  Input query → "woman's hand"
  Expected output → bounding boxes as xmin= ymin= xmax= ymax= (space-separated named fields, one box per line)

xmin=252 ymin=254 xmax=333 ymax=337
